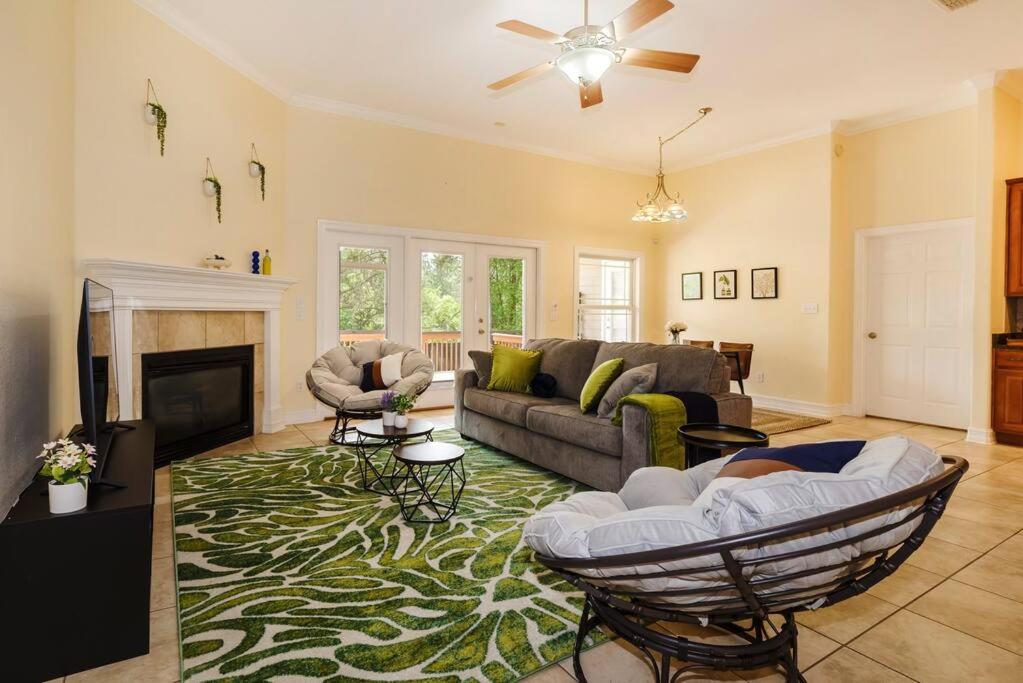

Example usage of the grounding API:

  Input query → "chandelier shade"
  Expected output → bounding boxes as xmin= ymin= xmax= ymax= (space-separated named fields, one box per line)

xmin=632 ymin=107 xmax=711 ymax=224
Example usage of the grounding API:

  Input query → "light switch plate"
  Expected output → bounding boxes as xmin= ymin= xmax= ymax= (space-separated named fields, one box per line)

xmin=801 ymin=303 xmax=819 ymax=314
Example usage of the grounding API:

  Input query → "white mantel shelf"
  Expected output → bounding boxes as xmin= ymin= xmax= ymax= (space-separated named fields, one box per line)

xmin=82 ymin=259 xmax=297 ymax=434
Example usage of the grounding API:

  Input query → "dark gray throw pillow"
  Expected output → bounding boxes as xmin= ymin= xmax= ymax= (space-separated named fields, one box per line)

xmin=468 ymin=350 xmax=493 ymax=388
xmin=597 ymin=363 xmax=658 ymax=418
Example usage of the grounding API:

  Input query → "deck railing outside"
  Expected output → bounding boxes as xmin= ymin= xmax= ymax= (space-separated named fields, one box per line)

xmin=339 ymin=331 xmax=523 ymax=373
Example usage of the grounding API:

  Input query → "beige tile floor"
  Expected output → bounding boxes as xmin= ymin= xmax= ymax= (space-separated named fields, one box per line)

xmin=58 ymin=412 xmax=1023 ymax=682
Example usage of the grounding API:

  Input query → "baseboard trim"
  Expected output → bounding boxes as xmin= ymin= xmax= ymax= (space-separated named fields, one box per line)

xmin=965 ymin=426 xmax=995 ymax=445
xmin=748 ymin=394 xmax=849 ymax=419
xmin=282 ymin=409 xmax=320 ymax=428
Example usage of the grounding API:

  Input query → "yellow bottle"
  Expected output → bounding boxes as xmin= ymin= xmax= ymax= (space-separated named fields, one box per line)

xmin=262 ymin=249 xmax=272 ymax=275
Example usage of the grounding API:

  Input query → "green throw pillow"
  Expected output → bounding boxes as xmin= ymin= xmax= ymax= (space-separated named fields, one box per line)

xmin=580 ymin=358 xmax=625 ymax=413
xmin=488 ymin=345 xmax=542 ymax=393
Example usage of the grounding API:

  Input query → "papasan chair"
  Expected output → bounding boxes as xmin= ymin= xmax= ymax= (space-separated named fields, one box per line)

xmin=306 ymin=340 xmax=434 ymax=444
xmin=523 ymin=436 xmax=968 ymax=683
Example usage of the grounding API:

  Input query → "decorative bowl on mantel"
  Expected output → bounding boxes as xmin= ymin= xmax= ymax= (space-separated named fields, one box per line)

xmin=201 ymin=256 xmax=232 ymax=270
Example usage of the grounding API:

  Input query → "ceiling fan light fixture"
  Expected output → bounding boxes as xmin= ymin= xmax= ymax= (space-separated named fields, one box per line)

xmin=555 ymin=46 xmax=616 ymax=86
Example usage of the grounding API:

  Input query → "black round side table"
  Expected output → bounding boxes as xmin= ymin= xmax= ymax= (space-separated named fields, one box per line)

xmin=393 ymin=442 xmax=466 ymax=524
xmin=353 ymin=418 xmax=434 ymax=495
xmin=677 ymin=423 xmax=770 ymax=469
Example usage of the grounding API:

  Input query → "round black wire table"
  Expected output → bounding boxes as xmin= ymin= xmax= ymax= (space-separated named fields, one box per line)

xmin=353 ymin=418 xmax=434 ymax=495
xmin=393 ymin=441 xmax=466 ymax=524
xmin=677 ymin=423 xmax=770 ymax=468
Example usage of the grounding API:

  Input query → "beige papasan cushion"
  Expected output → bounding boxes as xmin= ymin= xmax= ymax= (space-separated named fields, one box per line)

xmin=306 ymin=340 xmax=434 ymax=411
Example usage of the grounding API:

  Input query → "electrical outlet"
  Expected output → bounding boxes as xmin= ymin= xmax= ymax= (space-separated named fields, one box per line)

xmin=755 ymin=371 xmax=765 ymax=383
xmin=296 ymin=296 xmax=305 ymax=321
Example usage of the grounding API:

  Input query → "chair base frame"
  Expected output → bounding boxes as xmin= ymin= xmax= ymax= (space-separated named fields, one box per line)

xmin=572 ymin=597 xmax=805 ymax=683
xmin=328 ymin=407 xmax=383 ymax=445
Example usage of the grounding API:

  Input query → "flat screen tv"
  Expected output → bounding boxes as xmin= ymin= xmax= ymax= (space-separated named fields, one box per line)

xmin=77 ymin=279 xmax=122 ymax=483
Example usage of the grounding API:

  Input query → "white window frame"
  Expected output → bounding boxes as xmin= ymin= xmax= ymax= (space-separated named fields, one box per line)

xmin=573 ymin=247 xmax=642 ymax=343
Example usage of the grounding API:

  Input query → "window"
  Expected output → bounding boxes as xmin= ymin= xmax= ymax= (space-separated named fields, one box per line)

xmin=576 ymin=254 xmax=638 ymax=342
xmin=338 ymin=247 xmax=388 ymax=346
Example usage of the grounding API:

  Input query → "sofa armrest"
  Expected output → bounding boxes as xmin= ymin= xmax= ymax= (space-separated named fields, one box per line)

xmin=711 ymin=392 xmax=753 ymax=428
xmin=620 ymin=403 xmax=654 ymax=486
xmin=454 ymin=369 xmax=478 ymax=432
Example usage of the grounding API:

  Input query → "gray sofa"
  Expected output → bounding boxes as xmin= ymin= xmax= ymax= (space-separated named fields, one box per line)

xmin=454 ymin=338 xmax=752 ymax=491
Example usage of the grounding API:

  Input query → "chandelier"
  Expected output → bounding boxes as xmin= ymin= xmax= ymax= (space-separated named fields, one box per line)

xmin=632 ymin=107 xmax=712 ymax=223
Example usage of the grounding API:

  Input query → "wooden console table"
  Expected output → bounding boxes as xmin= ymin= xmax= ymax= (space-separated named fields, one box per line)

xmin=0 ymin=420 xmax=155 ymax=681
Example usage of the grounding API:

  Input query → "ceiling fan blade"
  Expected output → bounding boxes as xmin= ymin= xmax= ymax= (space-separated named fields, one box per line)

xmin=488 ymin=62 xmax=554 ymax=90
xmin=620 ymin=47 xmax=700 ymax=73
xmin=602 ymin=0 xmax=674 ymax=41
xmin=496 ymin=20 xmax=565 ymax=44
xmin=579 ymin=81 xmax=603 ymax=108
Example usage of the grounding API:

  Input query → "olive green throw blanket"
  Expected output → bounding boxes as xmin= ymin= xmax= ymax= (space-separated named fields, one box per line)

xmin=611 ymin=393 xmax=688 ymax=470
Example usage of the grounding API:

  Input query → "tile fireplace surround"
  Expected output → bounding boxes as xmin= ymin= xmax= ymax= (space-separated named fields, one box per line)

xmin=83 ymin=259 xmax=296 ymax=433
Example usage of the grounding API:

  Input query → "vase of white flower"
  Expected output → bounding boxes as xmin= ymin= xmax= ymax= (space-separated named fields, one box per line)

xmin=37 ymin=438 xmax=96 ymax=514
xmin=665 ymin=321 xmax=688 ymax=344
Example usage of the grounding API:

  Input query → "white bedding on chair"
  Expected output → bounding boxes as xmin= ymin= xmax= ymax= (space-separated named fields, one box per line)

xmin=523 ymin=436 xmax=944 ymax=610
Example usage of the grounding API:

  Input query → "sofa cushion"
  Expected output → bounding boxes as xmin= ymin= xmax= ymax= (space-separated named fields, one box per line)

xmin=463 ymin=387 xmax=572 ymax=427
xmin=488 ymin=345 xmax=542 ymax=393
xmin=468 ymin=350 xmax=493 ymax=388
xmin=598 ymin=363 xmax=658 ymax=418
xmin=592 ymin=342 xmax=723 ymax=394
xmin=580 ymin=358 xmax=624 ymax=413
xmin=524 ymin=338 xmax=602 ymax=401
xmin=526 ymin=403 xmax=623 ymax=457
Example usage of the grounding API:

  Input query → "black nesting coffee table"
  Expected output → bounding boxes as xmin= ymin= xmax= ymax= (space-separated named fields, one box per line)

xmin=677 ymin=423 xmax=770 ymax=469
xmin=393 ymin=441 xmax=466 ymax=524
xmin=353 ymin=419 xmax=434 ymax=495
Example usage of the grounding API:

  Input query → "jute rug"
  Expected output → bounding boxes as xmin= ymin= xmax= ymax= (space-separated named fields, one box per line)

xmin=170 ymin=430 xmax=602 ymax=682
xmin=752 ymin=408 xmax=830 ymax=435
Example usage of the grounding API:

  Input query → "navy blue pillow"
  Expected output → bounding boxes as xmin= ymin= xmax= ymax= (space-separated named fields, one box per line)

xmin=530 ymin=373 xmax=557 ymax=398
xmin=730 ymin=440 xmax=866 ymax=474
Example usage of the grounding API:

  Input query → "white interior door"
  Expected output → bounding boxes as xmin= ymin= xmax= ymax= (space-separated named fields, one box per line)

xmin=863 ymin=225 xmax=971 ymax=427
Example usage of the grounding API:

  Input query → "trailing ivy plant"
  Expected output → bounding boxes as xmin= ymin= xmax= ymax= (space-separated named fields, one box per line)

xmin=146 ymin=80 xmax=167 ymax=156
xmin=253 ymin=160 xmax=266 ymax=200
xmin=148 ymin=102 xmax=167 ymax=156
xmin=205 ymin=176 xmax=222 ymax=223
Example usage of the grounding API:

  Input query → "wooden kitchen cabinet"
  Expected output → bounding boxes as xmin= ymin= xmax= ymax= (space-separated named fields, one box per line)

xmin=1005 ymin=178 xmax=1023 ymax=296
xmin=993 ymin=347 xmax=1023 ymax=444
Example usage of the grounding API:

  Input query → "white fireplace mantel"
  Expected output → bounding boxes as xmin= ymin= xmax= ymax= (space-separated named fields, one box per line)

xmin=82 ymin=259 xmax=297 ymax=433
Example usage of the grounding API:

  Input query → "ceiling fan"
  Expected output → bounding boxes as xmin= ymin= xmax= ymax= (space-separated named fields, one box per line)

xmin=488 ymin=0 xmax=700 ymax=109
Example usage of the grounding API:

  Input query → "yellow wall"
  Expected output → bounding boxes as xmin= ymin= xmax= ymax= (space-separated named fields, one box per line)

xmin=74 ymin=0 xmax=286 ymax=271
xmin=660 ymin=135 xmax=834 ymax=405
xmin=282 ymin=106 xmax=662 ymax=414
xmin=0 ymin=0 xmax=76 ymax=514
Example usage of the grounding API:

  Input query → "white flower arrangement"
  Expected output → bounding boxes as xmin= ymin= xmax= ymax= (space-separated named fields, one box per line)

xmin=37 ymin=439 xmax=96 ymax=486
xmin=664 ymin=321 xmax=688 ymax=334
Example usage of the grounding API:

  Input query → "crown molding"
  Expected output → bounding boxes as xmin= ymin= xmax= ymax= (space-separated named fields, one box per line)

xmin=664 ymin=124 xmax=833 ymax=175
xmin=287 ymin=93 xmax=651 ymax=176
xmin=831 ymin=89 xmax=976 ymax=137
xmin=133 ymin=0 xmax=292 ymax=100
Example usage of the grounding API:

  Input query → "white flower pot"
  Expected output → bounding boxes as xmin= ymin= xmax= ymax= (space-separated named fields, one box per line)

xmin=143 ymin=103 xmax=157 ymax=124
xmin=249 ymin=162 xmax=263 ymax=177
xmin=48 ymin=479 xmax=88 ymax=514
xmin=381 ymin=411 xmax=396 ymax=427
xmin=203 ymin=179 xmax=218 ymax=197
xmin=394 ymin=414 xmax=409 ymax=429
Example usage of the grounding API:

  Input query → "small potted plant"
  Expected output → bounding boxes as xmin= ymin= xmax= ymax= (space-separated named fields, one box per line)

xmin=380 ymin=390 xmax=397 ymax=427
xmin=37 ymin=439 xmax=96 ymax=514
xmin=204 ymin=158 xmax=223 ymax=223
xmin=390 ymin=393 xmax=416 ymax=429
xmin=665 ymin=321 xmax=688 ymax=344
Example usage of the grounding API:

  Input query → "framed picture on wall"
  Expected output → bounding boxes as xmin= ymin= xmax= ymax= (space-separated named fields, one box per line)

xmin=681 ymin=272 xmax=703 ymax=300
xmin=713 ymin=270 xmax=737 ymax=299
xmin=751 ymin=267 xmax=778 ymax=299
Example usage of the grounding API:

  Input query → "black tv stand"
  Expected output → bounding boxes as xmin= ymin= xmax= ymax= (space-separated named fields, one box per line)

xmin=1 ymin=419 xmax=155 ymax=680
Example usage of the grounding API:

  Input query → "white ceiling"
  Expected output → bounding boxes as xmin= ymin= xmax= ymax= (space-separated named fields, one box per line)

xmin=140 ymin=0 xmax=1023 ymax=173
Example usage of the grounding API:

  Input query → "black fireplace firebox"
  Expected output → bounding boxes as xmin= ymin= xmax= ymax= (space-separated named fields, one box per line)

xmin=142 ymin=344 xmax=254 ymax=467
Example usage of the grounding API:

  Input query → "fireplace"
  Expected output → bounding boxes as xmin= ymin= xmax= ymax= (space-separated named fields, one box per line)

xmin=142 ymin=345 xmax=254 ymax=467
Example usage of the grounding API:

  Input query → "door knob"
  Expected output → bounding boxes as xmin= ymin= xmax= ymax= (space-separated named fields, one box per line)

xmin=478 ymin=318 xmax=484 ymax=324
xmin=478 ymin=329 xmax=485 ymax=335
xmin=867 ymin=332 xmax=878 ymax=339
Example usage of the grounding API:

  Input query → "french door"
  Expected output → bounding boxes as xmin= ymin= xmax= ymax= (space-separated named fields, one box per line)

xmin=319 ymin=227 xmax=537 ymax=407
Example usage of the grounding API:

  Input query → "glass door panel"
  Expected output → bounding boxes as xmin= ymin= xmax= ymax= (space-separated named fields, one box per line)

xmin=487 ymin=256 xmax=525 ymax=350
xmin=339 ymin=246 xmax=389 ymax=346
xmin=419 ymin=251 xmax=465 ymax=373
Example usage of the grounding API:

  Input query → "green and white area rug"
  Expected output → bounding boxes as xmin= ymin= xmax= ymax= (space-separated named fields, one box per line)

xmin=171 ymin=431 xmax=601 ymax=681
